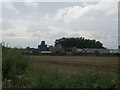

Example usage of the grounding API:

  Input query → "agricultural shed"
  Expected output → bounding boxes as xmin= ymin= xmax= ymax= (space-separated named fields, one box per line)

xmin=77 ymin=49 xmax=83 ymax=52
xmin=40 ymin=51 xmax=52 ymax=54
xmin=84 ymin=48 xmax=109 ymax=54
xmin=109 ymin=49 xmax=120 ymax=54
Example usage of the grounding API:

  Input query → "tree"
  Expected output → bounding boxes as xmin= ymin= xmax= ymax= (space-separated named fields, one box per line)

xmin=54 ymin=37 xmax=105 ymax=51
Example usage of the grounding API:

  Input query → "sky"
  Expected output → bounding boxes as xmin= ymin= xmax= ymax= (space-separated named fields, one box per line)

xmin=1 ymin=1 xmax=119 ymax=49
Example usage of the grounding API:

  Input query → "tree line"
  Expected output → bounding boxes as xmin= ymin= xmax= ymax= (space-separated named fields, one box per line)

xmin=54 ymin=37 xmax=105 ymax=51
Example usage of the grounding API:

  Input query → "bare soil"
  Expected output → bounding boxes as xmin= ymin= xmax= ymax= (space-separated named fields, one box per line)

xmin=28 ymin=56 xmax=118 ymax=74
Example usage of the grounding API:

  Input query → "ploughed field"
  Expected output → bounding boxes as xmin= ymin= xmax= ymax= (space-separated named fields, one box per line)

xmin=28 ymin=56 xmax=118 ymax=74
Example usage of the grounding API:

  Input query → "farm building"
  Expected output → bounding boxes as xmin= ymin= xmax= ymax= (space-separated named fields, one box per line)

xmin=24 ymin=41 xmax=120 ymax=55
xmin=40 ymin=51 xmax=52 ymax=54
xmin=71 ymin=47 xmax=77 ymax=54
xmin=38 ymin=41 xmax=48 ymax=51
xmin=72 ymin=47 xmax=86 ymax=54
xmin=84 ymin=48 xmax=110 ymax=54
xmin=109 ymin=49 xmax=120 ymax=54
xmin=49 ymin=44 xmax=65 ymax=53
xmin=71 ymin=48 xmax=110 ymax=55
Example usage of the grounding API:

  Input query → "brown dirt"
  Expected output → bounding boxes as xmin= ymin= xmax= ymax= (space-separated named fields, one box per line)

xmin=27 ymin=56 xmax=118 ymax=74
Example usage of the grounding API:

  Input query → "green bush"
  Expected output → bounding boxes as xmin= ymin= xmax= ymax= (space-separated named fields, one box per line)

xmin=2 ymin=48 xmax=29 ymax=79
xmin=2 ymin=47 xmax=29 ymax=88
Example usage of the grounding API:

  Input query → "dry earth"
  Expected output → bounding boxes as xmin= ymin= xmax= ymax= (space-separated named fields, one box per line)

xmin=28 ymin=56 xmax=118 ymax=74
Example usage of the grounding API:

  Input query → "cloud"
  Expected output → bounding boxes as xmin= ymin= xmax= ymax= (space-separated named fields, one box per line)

xmin=49 ymin=32 xmax=67 ymax=39
xmin=2 ymin=18 xmax=37 ymax=43
xmin=2 ymin=20 xmax=13 ymax=30
xmin=3 ymin=36 xmax=39 ymax=48
xmin=89 ymin=32 xmax=118 ymax=48
xmin=2 ymin=2 xmax=19 ymax=14
xmin=42 ymin=2 xmax=116 ymax=24
xmin=6 ymin=32 xmax=17 ymax=37
xmin=26 ymin=25 xmax=51 ymax=33
xmin=3 ymin=19 xmax=34 ymax=33
xmin=41 ymin=2 xmax=117 ymax=32
xmin=2 ymin=2 xmax=118 ymax=48
xmin=39 ymin=2 xmax=117 ymax=34
xmin=24 ymin=2 xmax=38 ymax=7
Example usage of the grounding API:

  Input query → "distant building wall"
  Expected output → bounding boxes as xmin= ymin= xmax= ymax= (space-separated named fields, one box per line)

xmin=48 ymin=44 xmax=65 ymax=53
xmin=40 ymin=51 xmax=51 ymax=54
xmin=109 ymin=49 xmax=120 ymax=54
xmin=38 ymin=41 xmax=48 ymax=51
xmin=84 ymin=49 xmax=109 ymax=54
xmin=71 ymin=48 xmax=110 ymax=55
xmin=71 ymin=47 xmax=77 ymax=54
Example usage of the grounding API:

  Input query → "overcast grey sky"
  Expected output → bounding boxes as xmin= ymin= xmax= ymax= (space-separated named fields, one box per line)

xmin=1 ymin=2 xmax=118 ymax=49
